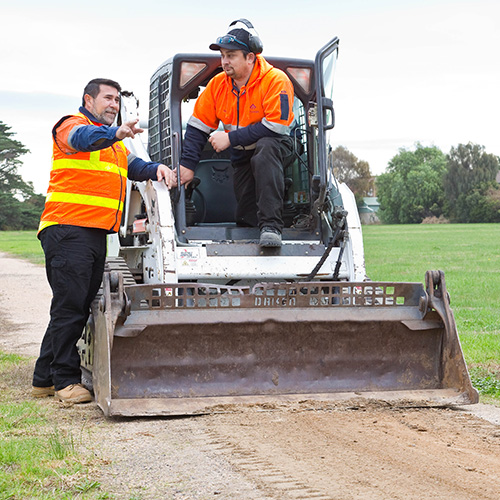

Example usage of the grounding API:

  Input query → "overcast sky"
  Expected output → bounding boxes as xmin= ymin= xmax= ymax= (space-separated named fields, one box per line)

xmin=1 ymin=0 xmax=499 ymax=194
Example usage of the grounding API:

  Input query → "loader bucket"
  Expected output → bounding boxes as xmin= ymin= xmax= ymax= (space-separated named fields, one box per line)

xmin=87 ymin=270 xmax=478 ymax=417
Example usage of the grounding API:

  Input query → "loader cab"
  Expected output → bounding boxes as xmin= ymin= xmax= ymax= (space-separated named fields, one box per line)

xmin=148 ymin=38 xmax=342 ymax=247
xmin=178 ymin=62 xmax=314 ymax=233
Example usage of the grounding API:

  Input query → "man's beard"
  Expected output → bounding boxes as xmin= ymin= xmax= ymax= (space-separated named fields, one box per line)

xmin=223 ymin=66 xmax=235 ymax=77
xmin=92 ymin=107 xmax=117 ymax=125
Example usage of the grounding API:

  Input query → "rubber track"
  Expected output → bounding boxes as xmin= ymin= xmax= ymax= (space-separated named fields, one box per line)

xmin=104 ymin=256 xmax=136 ymax=285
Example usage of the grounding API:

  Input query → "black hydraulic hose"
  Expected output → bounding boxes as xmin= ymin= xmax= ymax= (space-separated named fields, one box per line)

xmin=332 ymin=238 xmax=346 ymax=281
xmin=305 ymin=224 xmax=343 ymax=281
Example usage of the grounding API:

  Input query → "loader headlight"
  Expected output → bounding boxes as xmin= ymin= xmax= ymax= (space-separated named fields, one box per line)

xmin=180 ymin=62 xmax=208 ymax=89
xmin=287 ymin=67 xmax=312 ymax=94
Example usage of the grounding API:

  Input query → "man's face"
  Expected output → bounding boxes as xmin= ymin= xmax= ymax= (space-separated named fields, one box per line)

xmin=85 ymin=85 xmax=120 ymax=125
xmin=220 ymin=49 xmax=254 ymax=81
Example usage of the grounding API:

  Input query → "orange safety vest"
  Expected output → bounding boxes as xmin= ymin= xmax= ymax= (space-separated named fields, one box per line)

xmin=38 ymin=113 xmax=128 ymax=234
xmin=188 ymin=55 xmax=294 ymax=141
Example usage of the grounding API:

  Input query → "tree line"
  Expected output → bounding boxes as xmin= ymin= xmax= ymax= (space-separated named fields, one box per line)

xmin=2 ymin=119 xmax=500 ymax=230
xmin=332 ymin=143 xmax=500 ymax=224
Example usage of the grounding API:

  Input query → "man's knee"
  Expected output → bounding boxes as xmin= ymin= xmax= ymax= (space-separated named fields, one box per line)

xmin=251 ymin=138 xmax=285 ymax=176
xmin=254 ymin=137 xmax=281 ymax=157
xmin=253 ymin=136 xmax=294 ymax=167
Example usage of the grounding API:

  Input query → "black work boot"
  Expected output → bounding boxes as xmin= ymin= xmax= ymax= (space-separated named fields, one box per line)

xmin=259 ymin=227 xmax=282 ymax=247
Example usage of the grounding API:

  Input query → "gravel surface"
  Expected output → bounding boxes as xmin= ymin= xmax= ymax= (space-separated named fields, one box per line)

xmin=0 ymin=252 xmax=50 ymax=357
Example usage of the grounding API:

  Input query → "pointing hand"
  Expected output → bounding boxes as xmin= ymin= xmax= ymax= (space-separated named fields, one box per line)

xmin=116 ymin=119 xmax=144 ymax=140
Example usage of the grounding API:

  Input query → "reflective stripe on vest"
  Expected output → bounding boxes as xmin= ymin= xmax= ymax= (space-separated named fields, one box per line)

xmin=52 ymin=153 xmax=128 ymax=178
xmin=44 ymin=191 xmax=124 ymax=211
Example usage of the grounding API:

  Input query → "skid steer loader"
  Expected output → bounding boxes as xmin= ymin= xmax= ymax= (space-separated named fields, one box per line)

xmin=79 ymin=37 xmax=478 ymax=417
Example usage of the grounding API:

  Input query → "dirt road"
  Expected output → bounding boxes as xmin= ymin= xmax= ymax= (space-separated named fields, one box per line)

xmin=2 ymin=252 xmax=500 ymax=499
xmin=0 ymin=252 xmax=50 ymax=357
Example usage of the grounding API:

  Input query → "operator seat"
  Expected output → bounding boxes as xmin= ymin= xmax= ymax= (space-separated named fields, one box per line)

xmin=189 ymin=159 xmax=237 ymax=223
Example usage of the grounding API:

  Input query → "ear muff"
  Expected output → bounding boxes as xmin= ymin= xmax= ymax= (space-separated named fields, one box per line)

xmin=229 ymin=18 xmax=263 ymax=54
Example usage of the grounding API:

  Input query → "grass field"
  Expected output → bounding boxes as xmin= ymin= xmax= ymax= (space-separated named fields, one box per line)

xmin=362 ymin=223 xmax=500 ymax=336
xmin=362 ymin=223 xmax=500 ymax=400
xmin=0 ymin=230 xmax=44 ymax=265
xmin=0 ymin=226 xmax=499 ymax=400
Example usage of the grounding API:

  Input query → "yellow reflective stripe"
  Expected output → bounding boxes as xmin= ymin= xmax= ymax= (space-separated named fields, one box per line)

xmin=46 ymin=191 xmax=124 ymax=211
xmin=52 ymin=150 xmax=100 ymax=170
xmin=52 ymin=154 xmax=127 ymax=178
xmin=38 ymin=220 xmax=58 ymax=233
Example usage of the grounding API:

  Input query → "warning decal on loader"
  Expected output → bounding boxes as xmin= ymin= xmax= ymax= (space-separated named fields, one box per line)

xmin=179 ymin=248 xmax=201 ymax=266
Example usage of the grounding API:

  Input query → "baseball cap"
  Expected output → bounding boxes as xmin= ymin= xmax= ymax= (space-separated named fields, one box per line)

xmin=209 ymin=28 xmax=251 ymax=52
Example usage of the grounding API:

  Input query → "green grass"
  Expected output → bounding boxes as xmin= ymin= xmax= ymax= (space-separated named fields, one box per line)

xmin=0 ymin=354 xmax=110 ymax=499
xmin=0 ymin=352 xmax=25 ymax=365
xmin=0 ymin=230 xmax=43 ymax=265
xmin=362 ymin=223 xmax=500 ymax=402
xmin=362 ymin=223 xmax=500 ymax=336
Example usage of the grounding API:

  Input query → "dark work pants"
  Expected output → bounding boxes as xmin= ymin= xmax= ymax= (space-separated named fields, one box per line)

xmin=33 ymin=225 xmax=107 ymax=390
xmin=232 ymin=136 xmax=294 ymax=231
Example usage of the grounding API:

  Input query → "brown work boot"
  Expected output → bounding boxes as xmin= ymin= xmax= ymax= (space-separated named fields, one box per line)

xmin=32 ymin=385 xmax=55 ymax=398
xmin=55 ymin=384 xmax=92 ymax=404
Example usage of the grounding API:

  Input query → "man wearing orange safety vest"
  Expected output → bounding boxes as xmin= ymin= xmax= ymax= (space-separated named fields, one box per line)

xmin=176 ymin=19 xmax=295 ymax=247
xmin=32 ymin=78 xmax=171 ymax=404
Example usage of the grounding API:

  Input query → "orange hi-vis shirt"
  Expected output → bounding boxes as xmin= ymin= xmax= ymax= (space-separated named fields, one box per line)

xmin=188 ymin=55 xmax=294 ymax=149
xmin=38 ymin=113 xmax=128 ymax=234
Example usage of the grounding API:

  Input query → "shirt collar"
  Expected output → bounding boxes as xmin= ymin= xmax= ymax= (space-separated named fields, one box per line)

xmin=79 ymin=106 xmax=104 ymax=125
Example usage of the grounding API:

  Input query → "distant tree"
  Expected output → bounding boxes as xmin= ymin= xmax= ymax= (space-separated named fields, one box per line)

xmin=0 ymin=122 xmax=29 ymax=190
xmin=443 ymin=143 xmax=500 ymax=222
xmin=331 ymin=146 xmax=373 ymax=203
xmin=376 ymin=143 xmax=447 ymax=224
xmin=0 ymin=121 xmax=43 ymax=230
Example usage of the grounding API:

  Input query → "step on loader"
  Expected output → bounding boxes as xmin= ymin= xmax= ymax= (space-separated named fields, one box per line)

xmin=79 ymin=37 xmax=478 ymax=417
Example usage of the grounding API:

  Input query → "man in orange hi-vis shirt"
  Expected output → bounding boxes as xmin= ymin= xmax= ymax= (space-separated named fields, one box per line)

xmin=177 ymin=19 xmax=295 ymax=247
